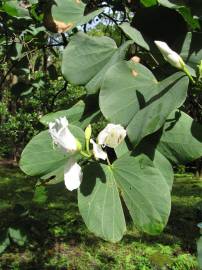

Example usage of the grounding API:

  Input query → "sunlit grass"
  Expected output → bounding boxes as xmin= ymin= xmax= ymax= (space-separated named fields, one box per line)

xmin=0 ymin=165 xmax=201 ymax=269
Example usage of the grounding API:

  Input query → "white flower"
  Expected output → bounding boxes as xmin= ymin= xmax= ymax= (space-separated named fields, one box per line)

xmin=154 ymin=41 xmax=185 ymax=70
xmin=98 ymin=124 xmax=127 ymax=148
xmin=90 ymin=139 xmax=107 ymax=160
xmin=64 ymin=158 xmax=83 ymax=191
xmin=49 ymin=117 xmax=79 ymax=153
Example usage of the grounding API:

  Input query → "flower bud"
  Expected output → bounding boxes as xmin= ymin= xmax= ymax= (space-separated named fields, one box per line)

xmin=85 ymin=124 xmax=92 ymax=141
xmin=154 ymin=40 xmax=185 ymax=70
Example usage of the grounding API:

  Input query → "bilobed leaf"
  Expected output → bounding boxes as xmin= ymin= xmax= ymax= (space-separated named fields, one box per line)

xmin=86 ymin=41 xmax=133 ymax=94
xmin=134 ymin=138 xmax=174 ymax=190
xmin=62 ymin=32 xmax=117 ymax=85
xmin=20 ymin=125 xmax=85 ymax=176
xmin=119 ymin=23 xmax=150 ymax=50
xmin=100 ymin=61 xmax=157 ymax=126
xmin=52 ymin=0 xmax=85 ymax=30
xmin=40 ymin=101 xmax=85 ymax=126
xmin=78 ymin=163 xmax=126 ymax=242
xmin=127 ymin=72 xmax=189 ymax=145
xmin=158 ymin=111 xmax=202 ymax=164
xmin=79 ymin=155 xmax=171 ymax=240
xmin=100 ymin=61 xmax=188 ymax=146
xmin=20 ymin=130 xmax=67 ymax=176
xmin=47 ymin=1 xmax=103 ymax=32
xmin=113 ymin=154 xmax=171 ymax=235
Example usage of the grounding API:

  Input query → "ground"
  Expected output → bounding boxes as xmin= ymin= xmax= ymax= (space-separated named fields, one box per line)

xmin=0 ymin=165 xmax=201 ymax=269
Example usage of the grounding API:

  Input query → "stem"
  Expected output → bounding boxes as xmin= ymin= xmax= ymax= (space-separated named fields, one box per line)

xmin=106 ymin=156 xmax=111 ymax=166
xmin=85 ymin=138 xmax=90 ymax=155
xmin=80 ymin=150 xmax=91 ymax=158
xmin=183 ymin=66 xmax=195 ymax=84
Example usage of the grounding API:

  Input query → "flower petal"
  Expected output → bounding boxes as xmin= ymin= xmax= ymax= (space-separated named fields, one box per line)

xmin=64 ymin=158 xmax=83 ymax=191
xmin=98 ymin=123 xmax=127 ymax=148
xmin=154 ymin=40 xmax=184 ymax=70
xmin=90 ymin=139 xmax=107 ymax=160
xmin=49 ymin=117 xmax=78 ymax=153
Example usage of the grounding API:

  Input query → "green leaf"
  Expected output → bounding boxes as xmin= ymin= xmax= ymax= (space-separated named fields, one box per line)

xmin=0 ymin=232 xmax=10 ymax=254
xmin=79 ymin=155 xmax=171 ymax=240
xmin=113 ymin=154 xmax=171 ymax=235
xmin=119 ymin=23 xmax=150 ymax=50
xmin=134 ymin=138 xmax=174 ymax=190
xmin=158 ymin=0 xmax=186 ymax=9
xmin=114 ymin=141 xmax=129 ymax=158
xmin=33 ymin=186 xmax=48 ymax=204
xmin=8 ymin=227 xmax=27 ymax=246
xmin=20 ymin=125 xmax=85 ymax=176
xmin=40 ymin=165 xmax=64 ymax=185
xmin=47 ymin=1 xmax=103 ymax=32
xmin=80 ymin=110 xmax=101 ymax=129
xmin=100 ymin=61 xmax=188 ymax=145
xmin=78 ymin=162 xmax=126 ymax=242
xmin=158 ymin=111 xmax=202 ymax=164
xmin=140 ymin=0 xmax=157 ymax=7
xmin=2 ymin=0 xmax=30 ymax=18
xmin=86 ymin=41 xmax=133 ymax=94
xmin=180 ymin=32 xmax=202 ymax=69
xmin=100 ymin=61 xmax=157 ymax=126
xmin=127 ymin=72 xmax=189 ymax=145
xmin=40 ymin=101 xmax=85 ymax=126
xmin=62 ymin=32 xmax=117 ymax=85
xmin=77 ymin=8 xmax=104 ymax=26
xmin=52 ymin=0 xmax=85 ymax=29
xmin=153 ymin=151 xmax=173 ymax=190
xmin=158 ymin=0 xmax=200 ymax=29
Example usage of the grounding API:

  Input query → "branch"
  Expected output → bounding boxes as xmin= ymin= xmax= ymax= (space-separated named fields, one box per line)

xmin=49 ymin=81 xmax=68 ymax=111
xmin=102 ymin=12 xmax=120 ymax=26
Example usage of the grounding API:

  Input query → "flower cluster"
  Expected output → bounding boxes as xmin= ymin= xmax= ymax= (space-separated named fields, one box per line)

xmin=49 ymin=117 xmax=126 ymax=191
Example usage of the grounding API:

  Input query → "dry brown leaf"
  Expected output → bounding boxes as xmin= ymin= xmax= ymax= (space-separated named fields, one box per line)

xmin=44 ymin=12 xmax=74 ymax=33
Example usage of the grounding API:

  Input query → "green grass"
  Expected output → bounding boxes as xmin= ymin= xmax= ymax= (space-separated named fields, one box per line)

xmin=0 ymin=165 xmax=201 ymax=269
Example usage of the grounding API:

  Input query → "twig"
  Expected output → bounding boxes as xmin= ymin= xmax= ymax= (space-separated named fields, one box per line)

xmin=50 ymin=81 xmax=68 ymax=111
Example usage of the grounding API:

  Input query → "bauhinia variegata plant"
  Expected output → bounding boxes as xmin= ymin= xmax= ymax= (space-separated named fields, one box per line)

xmin=17 ymin=0 xmax=202 ymax=242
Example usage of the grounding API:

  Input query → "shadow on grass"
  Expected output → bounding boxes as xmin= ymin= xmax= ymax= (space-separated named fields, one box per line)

xmin=120 ymin=177 xmax=202 ymax=253
xmin=0 ymin=165 xmax=201 ymax=269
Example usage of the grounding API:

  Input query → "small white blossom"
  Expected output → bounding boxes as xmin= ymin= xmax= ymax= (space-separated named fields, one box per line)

xmin=90 ymin=139 xmax=107 ymax=160
xmin=64 ymin=158 xmax=83 ymax=191
xmin=154 ymin=41 xmax=185 ymax=70
xmin=98 ymin=124 xmax=127 ymax=148
xmin=49 ymin=117 xmax=78 ymax=153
